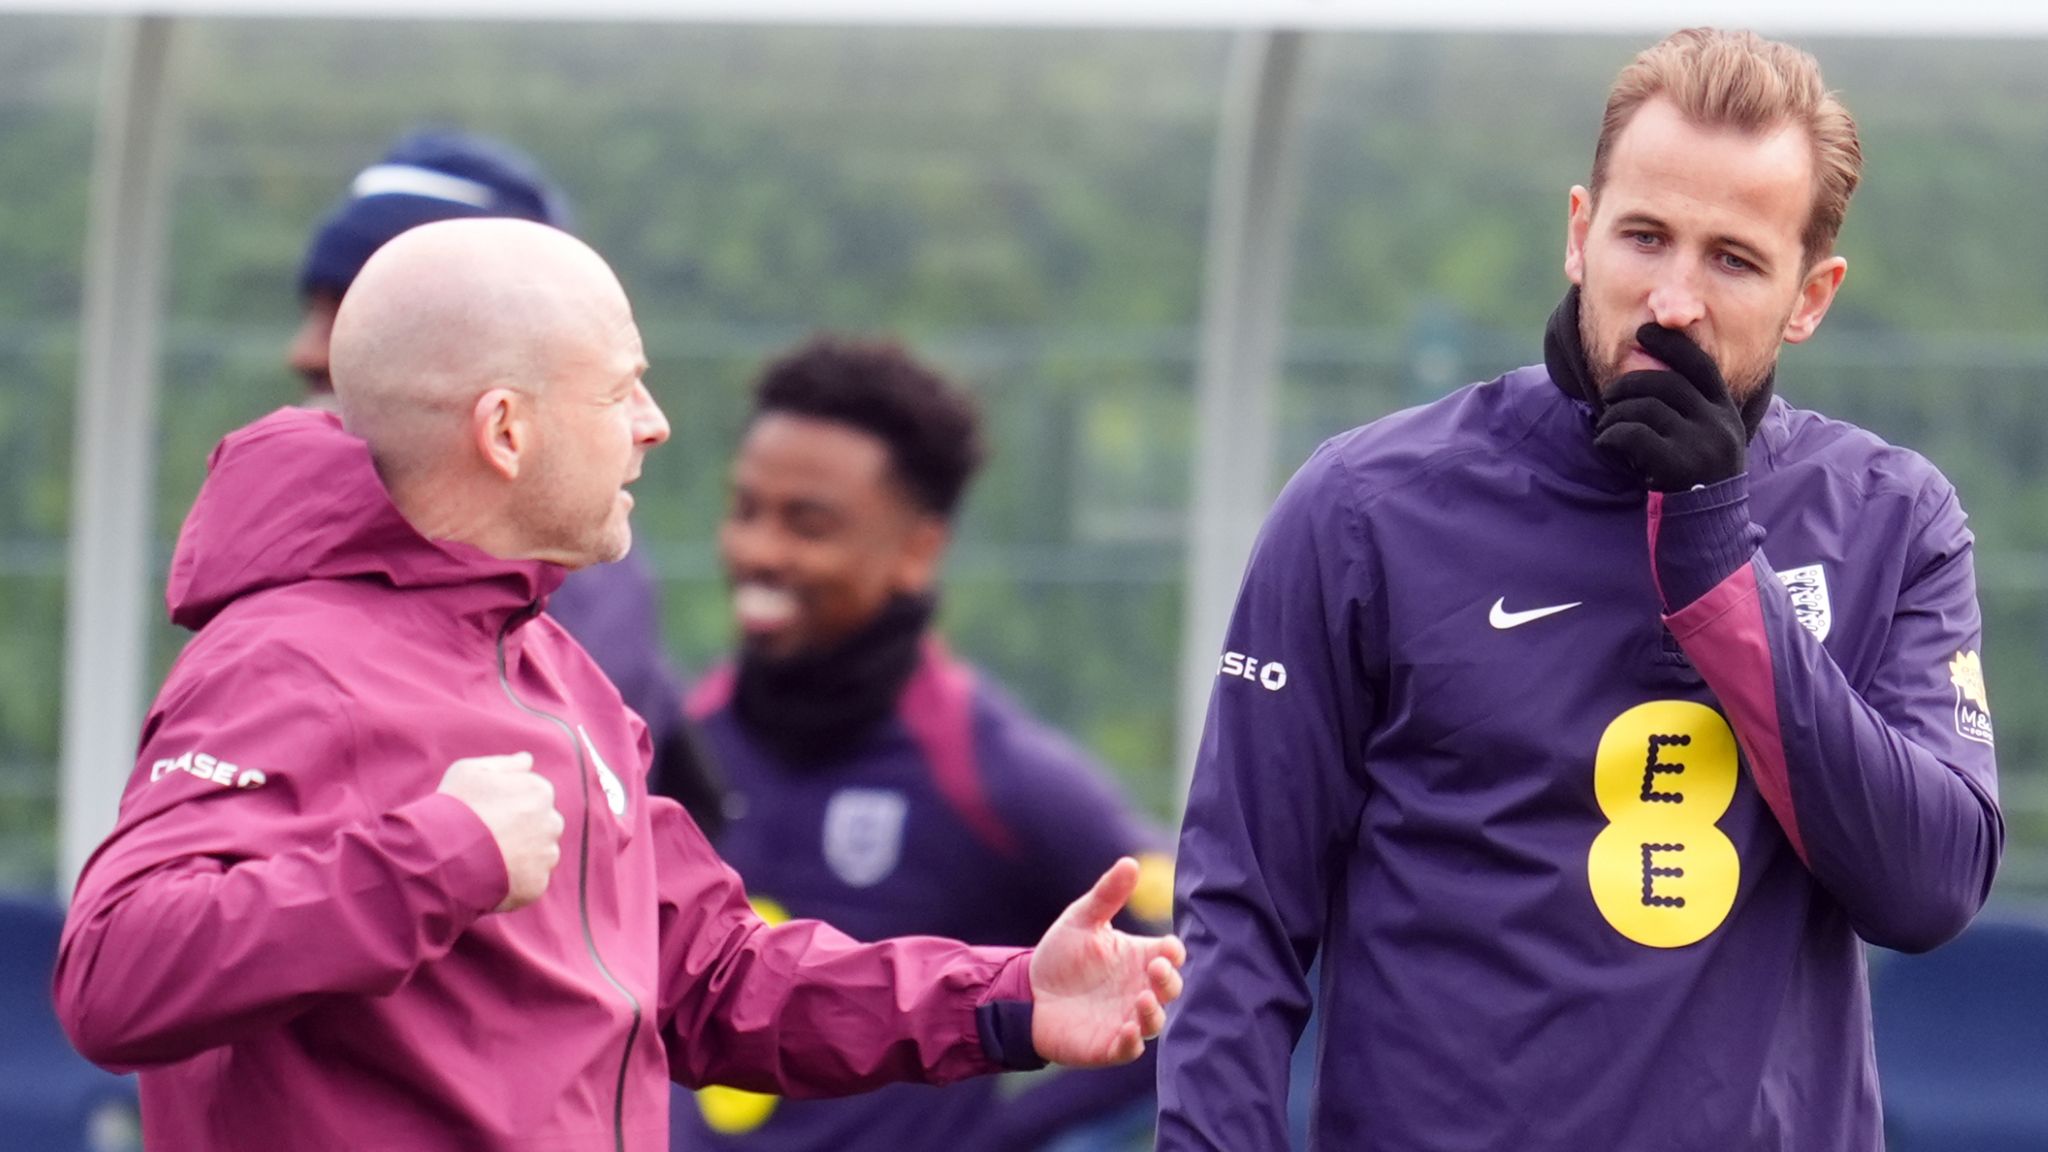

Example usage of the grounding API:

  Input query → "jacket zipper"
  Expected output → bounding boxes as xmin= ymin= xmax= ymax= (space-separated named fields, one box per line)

xmin=497 ymin=611 xmax=644 ymax=1152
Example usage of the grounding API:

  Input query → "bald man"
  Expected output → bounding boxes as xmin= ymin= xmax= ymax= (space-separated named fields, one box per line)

xmin=55 ymin=220 xmax=1184 ymax=1152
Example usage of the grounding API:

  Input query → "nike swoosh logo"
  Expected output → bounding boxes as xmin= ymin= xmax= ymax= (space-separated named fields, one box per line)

xmin=1489 ymin=597 xmax=1582 ymax=630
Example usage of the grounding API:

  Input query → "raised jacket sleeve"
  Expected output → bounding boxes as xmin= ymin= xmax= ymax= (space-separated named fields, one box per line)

xmin=1157 ymin=449 xmax=1375 ymax=1152
xmin=56 ymin=649 xmax=509 ymax=1069
xmin=652 ymin=798 xmax=1040 ymax=1095
xmin=1653 ymin=474 xmax=2002 ymax=953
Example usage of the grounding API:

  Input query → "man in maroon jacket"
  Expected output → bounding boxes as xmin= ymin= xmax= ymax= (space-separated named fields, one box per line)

xmin=288 ymin=126 xmax=726 ymax=836
xmin=56 ymin=218 xmax=1183 ymax=1152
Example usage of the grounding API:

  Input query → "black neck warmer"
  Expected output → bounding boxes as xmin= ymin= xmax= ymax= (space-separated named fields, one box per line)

xmin=733 ymin=593 xmax=934 ymax=765
xmin=1542 ymin=285 xmax=1775 ymax=441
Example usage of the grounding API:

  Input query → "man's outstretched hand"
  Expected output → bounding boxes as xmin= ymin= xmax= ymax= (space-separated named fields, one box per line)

xmin=1028 ymin=857 xmax=1186 ymax=1067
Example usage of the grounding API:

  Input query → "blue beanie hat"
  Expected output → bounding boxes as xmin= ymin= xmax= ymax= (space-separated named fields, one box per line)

xmin=298 ymin=129 xmax=573 ymax=299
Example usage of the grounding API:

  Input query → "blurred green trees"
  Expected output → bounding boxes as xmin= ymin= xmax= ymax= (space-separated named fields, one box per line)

xmin=2 ymin=19 xmax=2044 ymax=893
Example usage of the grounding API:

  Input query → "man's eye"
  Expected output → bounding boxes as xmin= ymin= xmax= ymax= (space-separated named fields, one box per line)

xmin=789 ymin=513 xmax=835 ymax=540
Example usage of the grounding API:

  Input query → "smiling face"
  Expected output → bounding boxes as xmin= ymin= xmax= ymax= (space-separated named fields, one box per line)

xmin=717 ymin=412 xmax=944 ymax=663
xmin=1566 ymin=97 xmax=1847 ymax=400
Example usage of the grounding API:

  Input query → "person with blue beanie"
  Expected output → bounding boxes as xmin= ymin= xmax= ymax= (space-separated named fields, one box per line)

xmin=285 ymin=128 xmax=727 ymax=835
xmin=290 ymin=130 xmax=572 ymax=400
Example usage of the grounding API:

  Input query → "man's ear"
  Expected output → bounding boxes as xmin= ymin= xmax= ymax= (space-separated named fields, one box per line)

xmin=1564 ymin=185 xmax=1594 ymax=286
xmin=472 ymin=388 xmax=532 ymax=480
xmin=1783 ymin=255 xmax=1847 ymax=345
xmin=892 ymin=516 xmax=950 ymax=596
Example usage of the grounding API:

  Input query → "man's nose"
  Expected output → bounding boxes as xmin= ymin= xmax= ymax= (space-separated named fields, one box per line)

xmin=1646 ymin=260 xmax=1706 ymax=331
xmin=633 ymin=383 xmax=671 ymax=447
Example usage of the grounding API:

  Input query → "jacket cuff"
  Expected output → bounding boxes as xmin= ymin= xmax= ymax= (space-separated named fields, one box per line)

xmin=391 ymin=791 xmax=509 ymax=919
xmin=1648 ymin=475 xmax=1765 ymax=612
xmin=974 ymin=951 xmax=1045 ymax=1071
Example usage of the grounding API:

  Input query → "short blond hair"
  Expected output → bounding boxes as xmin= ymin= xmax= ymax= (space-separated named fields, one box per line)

xmin=1591 ymin=27 xmax=1862 ymax=265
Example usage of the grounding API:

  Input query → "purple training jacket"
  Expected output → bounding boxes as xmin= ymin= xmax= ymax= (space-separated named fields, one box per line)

xmin=1160 ymin=365 xmax=2001 ymax=1151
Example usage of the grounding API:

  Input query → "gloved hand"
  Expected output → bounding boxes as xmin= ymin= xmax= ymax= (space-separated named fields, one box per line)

xmin=1593 ymin=323 xmax=1745 ymax=492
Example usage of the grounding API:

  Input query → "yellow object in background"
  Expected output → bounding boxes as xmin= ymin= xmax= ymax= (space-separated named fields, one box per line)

xmin=1129 ymin=852 xmax=1176 ymax=927
xmin=697 ymin=896 xmax=791 ymax=1134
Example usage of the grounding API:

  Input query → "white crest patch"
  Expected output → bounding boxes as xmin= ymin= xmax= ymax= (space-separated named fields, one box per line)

xmin=579 ymin=725 xmax=628 ymax=818
xmin=1777 ymin=564 xmax=1831 ymax=642
xmin=823 ymin=788 xmax=908 ymax=888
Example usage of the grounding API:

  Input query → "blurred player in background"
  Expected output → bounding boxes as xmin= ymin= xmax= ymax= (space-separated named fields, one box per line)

xmin=1161 ymin=27 xmax=2001 ymax=1151
xmin=290 ymin=127 xmax=725 ymax=834
xmin=673 ymin=336 xmax=1174 ymax=1152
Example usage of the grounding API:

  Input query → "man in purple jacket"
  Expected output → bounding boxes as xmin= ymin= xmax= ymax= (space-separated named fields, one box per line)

xmin=289 ymin=127 xmax=726 ymax=834
xmin=58 ymin=219 xmax=1184 ymax=1151
xmin=1160 ymin=27 xmax=2001 ymax=1152
xmin=670 ymin=337 xmax=1174 ymax=1152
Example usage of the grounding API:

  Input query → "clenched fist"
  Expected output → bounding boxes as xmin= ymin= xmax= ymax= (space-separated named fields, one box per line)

xmin=439 ymin=752 xmax=563 ymax=912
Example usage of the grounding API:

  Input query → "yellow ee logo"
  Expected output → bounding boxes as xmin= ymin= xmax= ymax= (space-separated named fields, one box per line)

xmin=1587 ymin=701 xmax=1740 ymax=949
xmin=697 ymin=896 xmax=790 ymax=1133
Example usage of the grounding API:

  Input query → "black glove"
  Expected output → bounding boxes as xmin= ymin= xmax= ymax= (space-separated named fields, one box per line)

xmin=1592 ymin=323 xmax=1745 ymax=492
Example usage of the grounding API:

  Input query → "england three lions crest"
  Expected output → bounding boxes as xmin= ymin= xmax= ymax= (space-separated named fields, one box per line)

xmin=823 ymin=788 xmax=908 ymax=888
xmin=1777 ymin=564 xmax=1831 ymax=642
